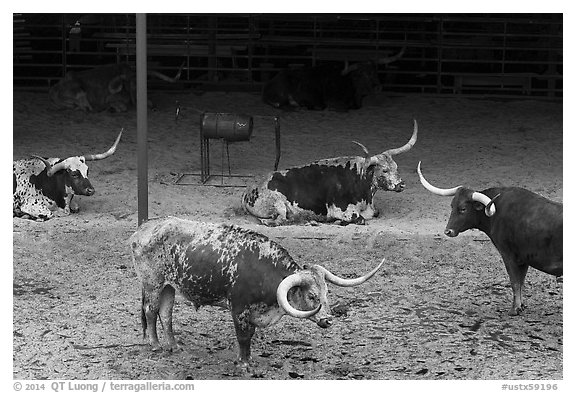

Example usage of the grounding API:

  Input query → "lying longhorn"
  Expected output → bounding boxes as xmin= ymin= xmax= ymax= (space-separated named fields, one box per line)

xmin=262 ymin=47 xmax=405 ymax=111
xmin=417 ymin=161 xmax=563 ymax=316
xmin=242 ymin=120 xmax=418 ymax=226
xmin=49 ymin=63 xmax=182 ymax=112
xmin=13 ymin=130 xmax=123 ymax=220
xmin=129 ymin=217 xmax=385 ymax=368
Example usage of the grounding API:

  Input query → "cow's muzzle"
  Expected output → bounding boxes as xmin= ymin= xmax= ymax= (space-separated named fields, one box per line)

xmin=444 ymin=228 xmax=459 ymax=237
xmin=84 ymin=187 xmax=95 ymax=196
xmin=316 ymin=318 xmax=332 ymax=328
xmin=394 ymin=181 xmax=406 ymax=192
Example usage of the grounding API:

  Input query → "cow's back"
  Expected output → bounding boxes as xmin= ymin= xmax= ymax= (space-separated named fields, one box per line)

xmin=130 ymin=217 xmax=300 ymax=305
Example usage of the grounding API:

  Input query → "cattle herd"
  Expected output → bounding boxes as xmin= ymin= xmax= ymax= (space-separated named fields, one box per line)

xmin=12 ymin=62 xmax=563 ymax=375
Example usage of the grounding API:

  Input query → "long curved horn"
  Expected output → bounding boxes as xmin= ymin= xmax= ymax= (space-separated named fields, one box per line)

xmin=472 ymin=192 xmax=497 ymax=217
xmin=384 ymin=119 xmax=418 ymax=156
xmin=30 ymin=155 xmax=67 ymax=177
xmin=148 ymin=62 xmax=184 ymax=83
xmin=343 ymin=45 xmax=405 ymax=75
xmin=483 ymin=193 xmax=500 ymax=217
xmin=315 ymin=258 xmax=385 ymax=287
xmin=276 ymin=274 xmax=322 ymax=318
xmin=83 ymin=129 xmax=123 ymax=161
xmin=417 ymin=161 xmax=461 ymax=196
xmin=352 ymin=141 xmax=370 ymax=158
xmin=341 ymin=62 xmax=359 ymax=76
xmin=376 ymin=46 xmax=406 ymax=65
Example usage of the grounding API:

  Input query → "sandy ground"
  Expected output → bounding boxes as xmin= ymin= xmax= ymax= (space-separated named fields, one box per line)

xmin=12 ymin=89 xmax=562 ymax=380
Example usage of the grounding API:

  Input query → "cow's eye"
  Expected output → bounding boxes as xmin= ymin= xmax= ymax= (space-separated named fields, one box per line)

xmin=458 ymin=207 xmax=466 ymax=214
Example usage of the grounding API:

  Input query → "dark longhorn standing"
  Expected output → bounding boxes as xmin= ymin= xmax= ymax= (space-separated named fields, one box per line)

xmin=417 ymin=162 xmax=562 ymax=316
xmin=129 ymin=217 xmax=384 ymax=368
xmin=13 ymin=130 xmax=123 ymax=220
xmin=262 ymin=47 xmax=405 ymax=111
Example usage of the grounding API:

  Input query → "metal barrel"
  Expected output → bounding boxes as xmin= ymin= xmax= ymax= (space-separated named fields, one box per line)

xmin=202 ymin=112 xmax=253 ymax=142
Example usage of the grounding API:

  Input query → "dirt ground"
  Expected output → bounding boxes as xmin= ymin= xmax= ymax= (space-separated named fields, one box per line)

xmin=12 ymin=89 xmax=562 ymax=380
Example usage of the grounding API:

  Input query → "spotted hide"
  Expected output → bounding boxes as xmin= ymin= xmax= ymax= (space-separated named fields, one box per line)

xmin=13 ymin=130 xmax=122 ymax=221
xmin=129 ymin=216 xmax=384 ymax=368
xmin=242 ymin=120 xmax=418 ymax=226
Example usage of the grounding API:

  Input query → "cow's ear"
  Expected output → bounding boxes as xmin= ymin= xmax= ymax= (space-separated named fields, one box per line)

xmin=473 ymin=201 xmax=485 ymax=211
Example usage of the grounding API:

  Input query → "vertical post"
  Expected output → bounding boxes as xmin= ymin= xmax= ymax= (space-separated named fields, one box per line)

xmin=61 ymin=15 xmax=67 ymax=77
xmin=136 ymin=13 xmax=148 ymax=226
xmin=436 ymin=17 xmax=443 ymax=94
xmin=274 ymin=116 xmax=281 ymax=171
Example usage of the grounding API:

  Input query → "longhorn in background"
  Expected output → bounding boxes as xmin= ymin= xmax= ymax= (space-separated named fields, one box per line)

xmin=49 ymin=63 xmax=182 ymax=113
xmin=262 ymin=47 xmax=405 ymax=111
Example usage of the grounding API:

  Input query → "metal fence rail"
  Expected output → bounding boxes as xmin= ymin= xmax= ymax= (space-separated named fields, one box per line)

xmin=13 ymin=13 xmax=562 ymax=99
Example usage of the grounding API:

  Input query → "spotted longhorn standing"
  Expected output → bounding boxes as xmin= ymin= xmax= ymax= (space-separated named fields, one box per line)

xmin=417 ymin=161 xmax=563 ymax=316
xmin=129 ymin=217 xmax=384 ymax=368
xmin=13 ymin=130 xmax=122 ymax=221
xmin=242 ymin=120 xmax=418 ymax=226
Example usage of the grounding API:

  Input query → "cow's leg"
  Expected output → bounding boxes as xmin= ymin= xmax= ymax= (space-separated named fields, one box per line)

xmin=21 ymin=200 xmax=53 ymax=221
xmin=158 ymin=285 xmax=177 ymax=350
xmin=69 ymin=195 xmax=79 ymax=213
xmin=231 ymin=309 xmax=256 ymax=369
xmin=142 ymin=283 xmax=163 ymax=350
xmin=502 ymin=255 xmax=529 ymax=316
xmin=260 ymin=200 xmax=288 ymax=226
xmin=361 ymin=203 xmax=379 ymax=219
xmin=331 ymin=205 xmax=365 ymax=226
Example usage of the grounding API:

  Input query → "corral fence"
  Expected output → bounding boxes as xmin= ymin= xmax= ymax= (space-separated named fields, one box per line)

xmin=13 ymin=13 xmax=562 ymax=99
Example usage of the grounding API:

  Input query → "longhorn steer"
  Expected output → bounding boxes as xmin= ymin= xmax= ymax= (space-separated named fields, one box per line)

xmin=49 ymin=63 xmax=181 ymax=112
xmin=129 ymin=216 xmax=384 ymax=368
xmin=242 ymin=120 xmax=418 ymax=226
xmin=13 ymin=130 xmax=122 ymax=221
xmin=417 ymin=161 xmax=563 ymax=316
xmin=262 ymin=47 xmax=405 ymax=111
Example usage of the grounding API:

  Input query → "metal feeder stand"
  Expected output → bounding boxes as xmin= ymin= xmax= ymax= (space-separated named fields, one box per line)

xmin=176 ymin=112 xmax=281 ymax=187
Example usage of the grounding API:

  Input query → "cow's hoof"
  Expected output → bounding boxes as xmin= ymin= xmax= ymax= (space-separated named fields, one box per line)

xmin=340 ymin=217 xmax=365 ymax=226
xmin=508 ymin=304 xmax=526 ymax=316
xmin=234 ymin=360 xmax=252 ymax=374
xmin=260 ymin=219 xmax=278 ymax=227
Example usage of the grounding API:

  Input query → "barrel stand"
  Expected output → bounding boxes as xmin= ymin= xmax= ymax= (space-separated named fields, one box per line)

xmin=199 ymin=129 xmax=242 ymax=185
xmin=175 ymin=112 xmax=281 ymax=187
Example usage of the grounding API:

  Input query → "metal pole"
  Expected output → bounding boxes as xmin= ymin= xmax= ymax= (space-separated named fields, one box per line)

xmin=136 ymin=13 xmax=148 ymax=226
